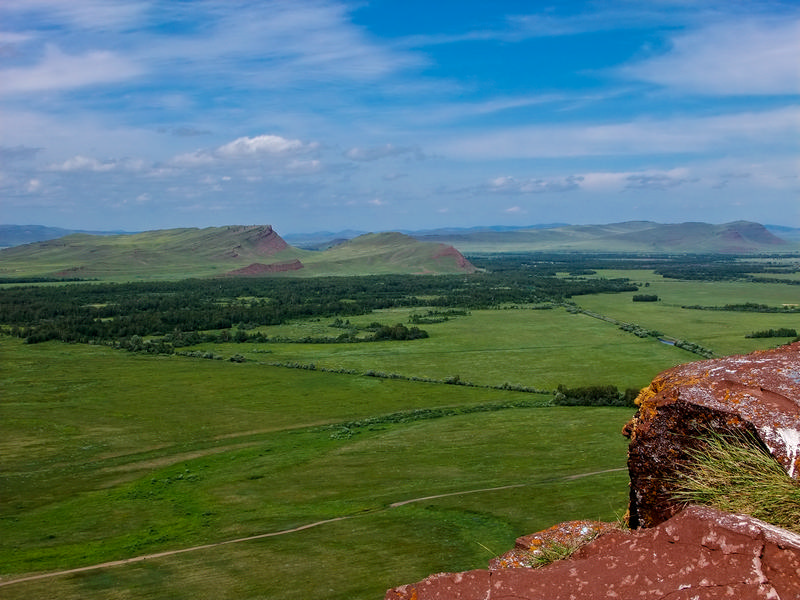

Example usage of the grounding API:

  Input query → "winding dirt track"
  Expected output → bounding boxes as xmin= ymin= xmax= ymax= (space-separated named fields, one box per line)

xmin=0 ymin=467 xmax=626 ymax=588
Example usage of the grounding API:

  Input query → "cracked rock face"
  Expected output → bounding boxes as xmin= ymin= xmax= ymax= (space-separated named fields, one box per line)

xmin=624 ymin=341 xmax=800 ymax=528
xmin=385 ymin=506 xmax=800 ymax=600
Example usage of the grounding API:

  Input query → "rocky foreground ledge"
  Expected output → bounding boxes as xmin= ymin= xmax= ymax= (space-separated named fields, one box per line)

xmin=385 ymin=342 xmax=800 ymax=599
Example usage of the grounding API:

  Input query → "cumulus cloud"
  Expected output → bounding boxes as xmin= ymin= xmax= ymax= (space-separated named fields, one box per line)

xmin=217 ymin=134 xmax=309 ymax=158
xmin=621 ymin=18 xmax=800 ymax=95
xmin=0 ymin=44 xmax=142 ymax=94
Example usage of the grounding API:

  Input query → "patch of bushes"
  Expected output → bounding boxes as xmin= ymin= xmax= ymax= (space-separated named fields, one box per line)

xmin=552 ymin=385 xmax=639 ymax=407
xmin=745 ymin=328 xmax=797 ymax=339
xmin=632 ymin=294 xmax=659 ymax=302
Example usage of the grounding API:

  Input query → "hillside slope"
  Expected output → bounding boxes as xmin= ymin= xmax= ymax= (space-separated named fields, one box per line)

xmin=0 ymin=226 xmax=475 ymax=280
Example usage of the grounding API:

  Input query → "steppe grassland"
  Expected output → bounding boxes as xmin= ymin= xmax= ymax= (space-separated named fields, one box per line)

xmin=2 ymin=269 xmax=799 ymax=599
xmin=196 ymin=306 xmax=691 ymax=391
xmin=574 ymin=270 xmax=800 ymax=356
xmin=1 ymin=336 xmax=630 ymax=600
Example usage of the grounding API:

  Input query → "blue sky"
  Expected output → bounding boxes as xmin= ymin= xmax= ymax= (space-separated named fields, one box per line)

xmin=1 ymin=0 xmax=798 ymax=233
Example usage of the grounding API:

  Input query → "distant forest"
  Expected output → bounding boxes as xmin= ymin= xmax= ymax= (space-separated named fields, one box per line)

xmin=2 ymin=253 xmax=797 ymax=349
xmin=1 ymin=259 xmax=634 ymax=347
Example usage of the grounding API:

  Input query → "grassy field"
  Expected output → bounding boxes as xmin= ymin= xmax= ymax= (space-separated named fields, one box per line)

xmin=0 ymin=337 xmax=630 ymax=599
xmin=2 ymin=269 xmax=798 ymax=599
xmin=574 ymin=270 xmax=800 ymax=357
xmin=193 ymin=306 xmax=692 ymax=391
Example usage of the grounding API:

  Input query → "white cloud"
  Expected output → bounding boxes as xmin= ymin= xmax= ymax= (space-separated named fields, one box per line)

xmin=47 ymin=155 xmax=146 ymax=173
xmin=621 ymin=18 xmax=800 ymax=95
xmin=217 ymin=135 xmax=308 ymax=158
xmin=2 ymin=0 xmax=150 ymax=30
xmin=48 ymin=155 xmax=117 ymax=172
xmin=129 ymin=1 xmax=422 ymax=90
xmin=485 ymin=175 xmax=583 ymax=195
xmin=169 ymin=151 xmax=216 ymax=167
xmin=438 ymin=107 xmax=800 ymax=159
xmin=0 ymin=32 xmax=33 ymax=45
xmin=0 ymin=44 xmax=142 ymax=94
xmin=287 ymin=159 xmax=321 ymax=173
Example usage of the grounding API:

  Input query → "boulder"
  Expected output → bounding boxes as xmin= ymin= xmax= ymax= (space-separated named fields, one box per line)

xmin=624 ymin=341 xmax=800 ymax=528
xmin=385 ymin=506 xmax=800 ymax=599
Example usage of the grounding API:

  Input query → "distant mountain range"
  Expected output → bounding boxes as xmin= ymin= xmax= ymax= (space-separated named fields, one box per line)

xmin=1 ymin=221 xmax=797 ymax=281
xmin=0 ymin=225 xmax=476 ymax=280
xmin=411 ymin=221 xmax=797 ymax=254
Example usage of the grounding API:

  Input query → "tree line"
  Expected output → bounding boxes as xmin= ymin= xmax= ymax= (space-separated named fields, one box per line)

xmin=0 ymin=270 xmax=638 ymax=346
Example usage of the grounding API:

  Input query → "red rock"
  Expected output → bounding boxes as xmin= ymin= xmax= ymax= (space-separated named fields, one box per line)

xmin=225 ymin=260 xmax=304 ymax=275
xmin=385 ymin=570 xmax=489 ymax=600
xmin=384 ymin=506 xmax=800 ymax=599
xmin=431 ymin=245 xmax=477 ymax=273
xmin=624 ymin=341 xmax=800 ymax=528
xmin=489 ymin=520 xmax=618 ymax=570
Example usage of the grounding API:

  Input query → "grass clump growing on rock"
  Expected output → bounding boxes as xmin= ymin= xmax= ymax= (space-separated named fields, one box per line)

xmin=673 ymin=430 xmax=800 ymax=534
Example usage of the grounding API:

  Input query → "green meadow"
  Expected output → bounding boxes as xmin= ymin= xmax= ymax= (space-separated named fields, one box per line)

xmin=1 ymin=267 xmax=798 ymax=599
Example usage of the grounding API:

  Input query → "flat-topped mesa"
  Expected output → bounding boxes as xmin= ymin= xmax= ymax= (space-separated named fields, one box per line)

xmin=623 ymin=341 xmax=800 ymax=529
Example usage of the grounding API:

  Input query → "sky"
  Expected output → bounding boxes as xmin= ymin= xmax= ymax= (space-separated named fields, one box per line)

xmin=1 ymin=0 xmax=798 ymax=234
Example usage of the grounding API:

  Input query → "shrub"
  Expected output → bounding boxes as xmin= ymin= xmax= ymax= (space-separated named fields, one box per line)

xmin=745 ymin=328 xmax=798 ymax=339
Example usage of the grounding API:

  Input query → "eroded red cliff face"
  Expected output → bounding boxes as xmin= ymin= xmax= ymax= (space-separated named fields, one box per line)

xmin=385 ymin=342 xmax=800 ymax=599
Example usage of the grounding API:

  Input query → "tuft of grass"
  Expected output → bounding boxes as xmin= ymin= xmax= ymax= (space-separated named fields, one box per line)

xmin=672 ymin=429 xmax=800 ymax=534
xmin=528 ymin=539 xmax=587 ymax=567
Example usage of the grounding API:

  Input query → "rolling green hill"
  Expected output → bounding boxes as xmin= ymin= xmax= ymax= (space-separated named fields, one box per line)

xmin=0 ymin=226 xmax=476 ymax=280
xmin=415 ymin=221 xmax=796 ymax=254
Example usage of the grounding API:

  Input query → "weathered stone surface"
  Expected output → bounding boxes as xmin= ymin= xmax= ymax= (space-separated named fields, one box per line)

xmin=385 ymin=570 xmax=489 ymax=600
xmin=489 ymin=520 xmax=618 ymax=570
xmin=384 ymin=506 xmax=800 ymax=599
xmin=624 ymin=341 xmax=800 ymax=528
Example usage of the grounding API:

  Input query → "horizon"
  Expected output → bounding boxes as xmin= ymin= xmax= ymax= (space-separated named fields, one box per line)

xmin=2 ymin=219 xmax=797 ymax=241
xmin=1 ymin=1 xmax=799 ymax=232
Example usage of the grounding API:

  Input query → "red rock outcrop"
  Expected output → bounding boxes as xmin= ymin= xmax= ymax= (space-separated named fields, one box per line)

xmin=624 ymin=341 xmax=800 ymax=528
xmin=432 ymin=245 xmax=478 ymax=273
xmin=250 ymin=225 xmax=289 ymax=255
xmin=225 ymin=260 xmax=304 ymax=275
xmin=385 ymin=506 xmax=800 ymax=599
